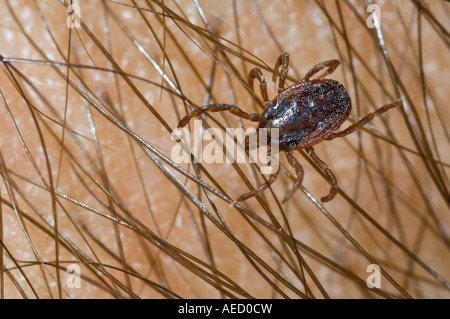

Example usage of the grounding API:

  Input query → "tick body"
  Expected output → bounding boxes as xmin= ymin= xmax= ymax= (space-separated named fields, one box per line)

xmin=177 ymin=53 xmax=398 ymax=203
xmin=259 ymin=79 xmax=351 ymax=151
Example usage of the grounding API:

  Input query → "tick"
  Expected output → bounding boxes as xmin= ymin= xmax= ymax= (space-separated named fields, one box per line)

xmin=177 ymin=52 xmax=399 ymax=203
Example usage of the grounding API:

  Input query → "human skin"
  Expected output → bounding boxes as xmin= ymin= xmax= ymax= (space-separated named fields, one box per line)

xmin=0 ymin=1 xmax=448 ymax=298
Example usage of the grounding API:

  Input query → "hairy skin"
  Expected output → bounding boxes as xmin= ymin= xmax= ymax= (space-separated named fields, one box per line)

xmin=0 ymin=1 xmax=448 ymax=299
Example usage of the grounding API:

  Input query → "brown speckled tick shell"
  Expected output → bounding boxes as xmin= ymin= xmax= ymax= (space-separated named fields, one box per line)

xmin=258 ymin=79 xmax=351 ymax=151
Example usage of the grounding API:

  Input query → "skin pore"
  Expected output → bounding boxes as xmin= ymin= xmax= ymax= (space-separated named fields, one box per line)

xmin=0 ymin=1 xmax=449 ymax=298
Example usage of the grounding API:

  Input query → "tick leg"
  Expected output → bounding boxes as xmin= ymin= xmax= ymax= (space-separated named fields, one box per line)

xmin=273 ymin=52 xmax=290 ymax=93
xmin=177 ymin=104 xmax=261 ymax=128
xmin=325 ymin=100 xmax=400 ymax=140
xmin=306 ymin=147 xmax=338 ymax=202
xmin=282 ymin=151 xmax=305 ymax=203
xmin=248 ymin=68 xmax=269 ymax=105
xmin=304 ymin=60 xmax=340 ymax=81
xmin=236 ymin=169 xmax=280 ymax=202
